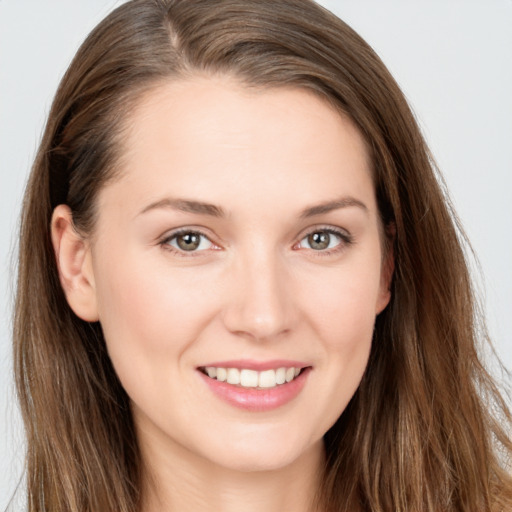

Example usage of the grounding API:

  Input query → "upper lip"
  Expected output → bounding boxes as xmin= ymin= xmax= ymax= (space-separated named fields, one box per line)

xmin=197 ymin=359 xmax=310 ymax=371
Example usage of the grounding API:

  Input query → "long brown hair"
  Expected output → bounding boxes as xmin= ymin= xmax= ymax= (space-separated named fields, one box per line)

xmin=14 ymin=0 xmax=512 ymax=510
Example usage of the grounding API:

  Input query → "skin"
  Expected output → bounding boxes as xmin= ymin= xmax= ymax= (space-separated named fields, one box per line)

xmin=52 ymin=76 xmax=393 ymax=512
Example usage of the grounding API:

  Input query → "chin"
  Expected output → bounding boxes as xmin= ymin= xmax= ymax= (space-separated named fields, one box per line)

xmin=197 ymin=429 xmax=323 ymax=474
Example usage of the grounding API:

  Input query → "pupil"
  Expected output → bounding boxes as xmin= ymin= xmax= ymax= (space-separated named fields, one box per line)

xmin=177 ymin=233 xmax=200 ymax=251
xmin=308 ymin=231 xmax=329 ymax=250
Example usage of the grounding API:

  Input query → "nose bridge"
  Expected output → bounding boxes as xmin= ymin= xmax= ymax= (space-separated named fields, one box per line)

xmin=222 ymin=242 xmax=295 ymax=341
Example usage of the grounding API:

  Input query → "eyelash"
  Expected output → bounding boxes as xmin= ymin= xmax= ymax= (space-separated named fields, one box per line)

xmin=159 ymin=228 xmax=218 ymax=257
xmin=296 ymin=227 xmax=354 ymax=257
xmin=159 ymin=226 xmax=353 ymax=257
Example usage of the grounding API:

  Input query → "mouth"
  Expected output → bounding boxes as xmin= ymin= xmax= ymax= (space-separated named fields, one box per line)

xmin=198 ymin=365 xmax=307 ymax=389
xmin=197 ymin=362 xmax=312 ymax=411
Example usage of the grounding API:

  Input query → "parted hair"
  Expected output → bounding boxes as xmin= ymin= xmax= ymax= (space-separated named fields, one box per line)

xmin=13 ymin=0 xmax=512 ymax=511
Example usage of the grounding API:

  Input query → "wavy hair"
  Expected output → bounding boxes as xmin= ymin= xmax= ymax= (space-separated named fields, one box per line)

xmin=14 ymin=0 xmax=511 ymax=510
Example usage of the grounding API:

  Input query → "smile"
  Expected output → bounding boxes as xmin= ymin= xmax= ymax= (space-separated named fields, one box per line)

xmin=200 ymin=366 xmax=303 ymax=389
xmin=197 ymin=363 xmax=311 ymax=412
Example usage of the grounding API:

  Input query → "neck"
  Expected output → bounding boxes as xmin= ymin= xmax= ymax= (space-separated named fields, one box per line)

xmin=139 ymin=431 xmax=326 ymax=512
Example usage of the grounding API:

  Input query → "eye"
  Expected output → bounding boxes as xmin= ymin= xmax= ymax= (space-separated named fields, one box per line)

xmin=164 ymin=230 xmax=214 ymax=252
xmin=297 ymin=229 xmax=347 ymax=251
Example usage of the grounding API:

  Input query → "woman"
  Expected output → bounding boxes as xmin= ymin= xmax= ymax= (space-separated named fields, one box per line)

xmin=12 ymin=0 xmax=512 ymax=511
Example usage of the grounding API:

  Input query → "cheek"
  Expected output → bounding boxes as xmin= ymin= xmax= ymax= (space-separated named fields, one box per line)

xmin=92 ymin=249 xmax=220 ymax=384
xmin=297 ymin=253 xmax=381 ymax=416
xmin=312 ymin=306 xmax=374 ymax=433
xmin=91 ymin=253 xmax=224 ymax=437
xmin=313 ymin=275 xmax=376 ymax=374
xmin=303 ymin=256 xmax=382 ymax=341
xmin=96 ymin=247 xmax=207 ymax=330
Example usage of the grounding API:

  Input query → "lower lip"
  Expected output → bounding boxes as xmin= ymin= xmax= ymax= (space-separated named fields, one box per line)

xmin=198 ymin=368 xmax=311 ymax=412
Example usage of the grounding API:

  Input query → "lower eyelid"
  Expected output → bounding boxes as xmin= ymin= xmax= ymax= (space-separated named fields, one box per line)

xmin=160 ymin=230 xmax=215 ymax=253
xmin=298 ymin=229 xmax=352 ymax=249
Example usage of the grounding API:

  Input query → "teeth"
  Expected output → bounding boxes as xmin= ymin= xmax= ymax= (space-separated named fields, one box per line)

xmin=226 ymin=368 xmax=240 ymax=384
xmin=203 ymin=366 xmax=303 ymax=388
xmin=240 ymin=369 xmax=259 ymax=387
xmin=259 ymin=369 xmax=276 ymax=388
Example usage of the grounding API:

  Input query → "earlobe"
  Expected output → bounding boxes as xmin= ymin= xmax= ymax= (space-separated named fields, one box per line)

xmin=51 ymin=205 xmax=99 ymax=322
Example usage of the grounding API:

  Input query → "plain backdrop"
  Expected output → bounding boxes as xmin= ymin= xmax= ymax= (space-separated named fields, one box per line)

xmin=1 ymin=1 xmax=511 ymax=507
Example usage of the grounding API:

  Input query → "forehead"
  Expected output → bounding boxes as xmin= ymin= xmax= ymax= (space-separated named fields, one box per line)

xmin=100 ymin=76 xmax=375 ymax=219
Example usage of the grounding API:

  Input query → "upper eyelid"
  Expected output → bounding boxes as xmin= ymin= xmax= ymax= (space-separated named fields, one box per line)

xmin=160 ymin=226 xmax=215 ymax=243
xmin=159 ymin=229 xmax=218 ymax=257
xmin=295 ymin=225 xmax=354 ymax=254
xmin=297 ymin=224 xmax=352 ymax=240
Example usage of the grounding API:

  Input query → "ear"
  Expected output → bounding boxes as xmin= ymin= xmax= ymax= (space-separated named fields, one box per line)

xmin=375 ymin=223 xmax=395 ymax=315
xmin=51 ymin=205 xmax=99 ymax=322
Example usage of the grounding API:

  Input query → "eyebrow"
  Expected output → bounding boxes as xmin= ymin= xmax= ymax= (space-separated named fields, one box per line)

xmin=139 ymin=198 xmax=225 ymax=217
xmin=138 ymin=196 xmax=368 ymax=218
xmin=299 ymin=197 xmax=368 ymax=218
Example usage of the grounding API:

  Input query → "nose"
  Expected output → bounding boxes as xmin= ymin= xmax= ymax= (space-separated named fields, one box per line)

xmin=221 ymin=249 xmax=297 ymax=342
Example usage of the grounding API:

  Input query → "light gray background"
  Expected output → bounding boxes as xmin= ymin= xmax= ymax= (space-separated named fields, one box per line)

xmin=1 ymin=1 xmax=511 ymax=507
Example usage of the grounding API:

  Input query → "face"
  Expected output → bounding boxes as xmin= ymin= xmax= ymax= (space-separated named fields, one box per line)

xmin=62 ymin=77 xmax=392 ymax=473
